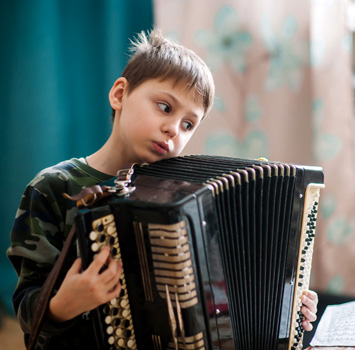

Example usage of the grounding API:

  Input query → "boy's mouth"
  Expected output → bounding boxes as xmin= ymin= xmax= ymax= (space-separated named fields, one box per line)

xmin=152 ymin=141 xmax=169 ymax=155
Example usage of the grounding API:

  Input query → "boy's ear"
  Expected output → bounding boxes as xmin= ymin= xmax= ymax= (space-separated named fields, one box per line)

xmin=109 ymin=77 xmax=128 ymax=111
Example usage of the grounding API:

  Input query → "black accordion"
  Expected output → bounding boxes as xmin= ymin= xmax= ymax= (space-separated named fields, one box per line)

xmin=75 ymin=155 xmax=325 ymax=350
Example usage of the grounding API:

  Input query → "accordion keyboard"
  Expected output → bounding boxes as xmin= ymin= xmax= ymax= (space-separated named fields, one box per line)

xmin=289 ymin=183 xmax=324 ymax=350
xmin=90 ymin=214 xmax=137 ymax=350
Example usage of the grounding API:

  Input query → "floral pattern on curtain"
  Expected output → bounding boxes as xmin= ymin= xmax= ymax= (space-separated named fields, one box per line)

xmin=154 ymin=0 xmax=355 ymax=296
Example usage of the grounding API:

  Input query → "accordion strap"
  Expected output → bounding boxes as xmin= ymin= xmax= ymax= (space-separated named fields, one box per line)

xmin=62 ymin=184 xmax=113 ymax=209
xmin=27 ymin=184 xmax=112 ymax=350
xmin=27 ymin=224 xmax=77 ymax=350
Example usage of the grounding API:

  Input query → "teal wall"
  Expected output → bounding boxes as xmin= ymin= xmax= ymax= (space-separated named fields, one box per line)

xmin=0 ymin=0 xmax=153 ymax=314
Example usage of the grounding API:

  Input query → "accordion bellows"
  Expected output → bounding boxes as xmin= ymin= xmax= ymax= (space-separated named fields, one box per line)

xmin=75 ymin=155 xmax=324 ymax=350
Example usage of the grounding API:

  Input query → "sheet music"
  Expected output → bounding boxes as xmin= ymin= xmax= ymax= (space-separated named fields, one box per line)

xmin=310 ymin=301 xmax=355 ymax=346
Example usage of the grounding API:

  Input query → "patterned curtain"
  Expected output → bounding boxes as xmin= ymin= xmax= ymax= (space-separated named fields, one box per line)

xmin=154 ymin=0 xmax=355 ymax=296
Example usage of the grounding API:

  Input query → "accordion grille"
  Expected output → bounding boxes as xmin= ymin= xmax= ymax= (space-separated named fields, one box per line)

xmin=148 ymin=221 xmax=198 ymax=308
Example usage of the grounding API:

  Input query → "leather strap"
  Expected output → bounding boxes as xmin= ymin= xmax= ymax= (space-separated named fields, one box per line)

xmin=62 ymin=185 xmax=112 ymax=209
xmin=27 ymin=224 xmax=77 ymax=350
xmin=27 ymin=184 xmax=113 ymax=350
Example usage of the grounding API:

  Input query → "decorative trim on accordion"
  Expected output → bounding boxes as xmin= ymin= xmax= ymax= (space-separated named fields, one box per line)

xmin=147 ymin=221 xmax=199 ymax=309
xmin=167 ymin=332 xmax=206 ymax=350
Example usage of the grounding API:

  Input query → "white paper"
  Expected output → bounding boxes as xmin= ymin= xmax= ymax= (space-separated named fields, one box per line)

xmin=310 ymin=301 xmax=355 ymax=346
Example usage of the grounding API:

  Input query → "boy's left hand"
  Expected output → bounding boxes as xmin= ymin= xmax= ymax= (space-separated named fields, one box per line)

xmin=301 ymin=290 xmax=318 ymax=331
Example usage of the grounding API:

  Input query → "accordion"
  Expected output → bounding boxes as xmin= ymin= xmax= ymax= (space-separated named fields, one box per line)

xmin=75 ymin=155 xmax=325 ymax=350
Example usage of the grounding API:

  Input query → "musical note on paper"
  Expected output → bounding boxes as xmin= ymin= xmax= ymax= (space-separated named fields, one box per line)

xmin=310 ymin=301 xmax=355 ymax=346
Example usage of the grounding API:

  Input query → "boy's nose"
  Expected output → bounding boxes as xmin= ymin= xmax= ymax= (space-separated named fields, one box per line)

xmin=162 ymin=120 xmax=179 ymax=138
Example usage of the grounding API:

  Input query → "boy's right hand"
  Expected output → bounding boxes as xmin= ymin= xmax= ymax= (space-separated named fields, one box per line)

xmin=48 ymin=246 xmax=123 ymax=323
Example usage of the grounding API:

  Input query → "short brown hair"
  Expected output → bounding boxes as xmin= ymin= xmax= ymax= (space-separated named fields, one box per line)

xmin=113 ymin=28 xmax=215 ymax=119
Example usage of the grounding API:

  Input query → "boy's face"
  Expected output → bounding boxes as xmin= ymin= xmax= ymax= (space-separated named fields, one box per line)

xmin=110 ymin=78 xmax=205 ymax=165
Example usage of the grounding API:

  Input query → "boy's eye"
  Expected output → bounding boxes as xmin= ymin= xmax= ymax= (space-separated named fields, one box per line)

xmin=157 ymin=102 xmax=171 ymax=113
xmin=182 ymin=121 xmax=194 ymax=131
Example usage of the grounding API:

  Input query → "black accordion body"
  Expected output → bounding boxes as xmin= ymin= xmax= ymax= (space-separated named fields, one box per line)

xmin=75 ymin=155 xmax=325 ymax=350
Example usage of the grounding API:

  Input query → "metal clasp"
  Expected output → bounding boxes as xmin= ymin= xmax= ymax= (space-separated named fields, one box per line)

xmin=112 ymin=164 xmax=136 ymax=197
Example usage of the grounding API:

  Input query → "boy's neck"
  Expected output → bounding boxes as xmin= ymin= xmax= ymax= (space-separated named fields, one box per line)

xmin=86 ymin=140 xmax=132 ymax=177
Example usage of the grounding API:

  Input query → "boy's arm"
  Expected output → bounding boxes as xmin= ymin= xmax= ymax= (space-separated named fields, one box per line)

xmin=8 ymin=175 xmax=123 ymax=337
xmin=7 ymin=178 xmax=78 ymax=336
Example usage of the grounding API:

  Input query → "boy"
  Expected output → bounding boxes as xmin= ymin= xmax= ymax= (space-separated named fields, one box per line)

xmin=7 ymin=28 xmax=317 ymax=349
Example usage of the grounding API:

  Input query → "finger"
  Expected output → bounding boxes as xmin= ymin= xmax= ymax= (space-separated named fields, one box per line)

xmin=304 ymin=290 xmax=318 ymax=303
xmin=106 ymin=280 xmax=122 ymax=301
xmin=101 ymin=259 xmax=123 ymax=285
xmin=301 ymin=305 xmax=317 ymax=323
xmin=301 ymin=294 xmax=317 ymax=314
xmin=87 ymin=246 xmax=111 ymax=274
xmin=68 ymin=258 xmax=83 ymax=274
xmin=302 ymin=319 xmax=313 ymax=332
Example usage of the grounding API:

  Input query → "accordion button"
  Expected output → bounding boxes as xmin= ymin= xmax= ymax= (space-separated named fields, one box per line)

xmin=127 ymin=339 xmax=135 ymax=348
xmin=120 ymin=298 xmax=129 ymax=308
xmin=121 ymin=309 xmax=130 ymax=318
xmin=91 ymin=243 xmax=99 ymax=252
xmin=106 ymin=326 xmax=113 ymax=334
xmin=103 ymin=305 xmax=110 ymax=314
xmin=111 ymin=307 xmax=119 ymax=316
xmin=107 ymin=225 xmax=115 ymax=234
xmin=89 ymin=231 xmax=97 ymax=241
xmin=122 ymin=319 xmax=130 ymax=328
xmin=111 ymin=247 xmax=117 ymax=256
xmin=105 ymin=315 xmax=112 ymax=324
xmin=96 ymin=223 xmax=104 ymax=232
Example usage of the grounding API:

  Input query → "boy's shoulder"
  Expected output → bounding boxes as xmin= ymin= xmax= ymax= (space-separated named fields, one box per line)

xmin=28 ymin=158 xmax=84 ymax=192
xmin=29 ymin=158 xmax=107 ymax=193
xmin=14 ymin=159 xmax=85 ymax=214
xmin=24 ymin=158 xmax=115 ymax=206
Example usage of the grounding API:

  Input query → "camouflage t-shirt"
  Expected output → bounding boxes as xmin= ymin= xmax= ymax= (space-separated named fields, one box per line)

xmin=7 ymin=158 xmax=115 ymax=350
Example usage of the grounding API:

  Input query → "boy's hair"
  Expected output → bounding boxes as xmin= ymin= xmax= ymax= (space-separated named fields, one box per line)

xmin=112 ymin=28 xmax=215 ymax=120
